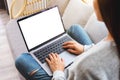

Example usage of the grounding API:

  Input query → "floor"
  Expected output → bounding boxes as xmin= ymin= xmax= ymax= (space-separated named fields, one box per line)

xmin=0 ymin=9 xmax=20 ymax=80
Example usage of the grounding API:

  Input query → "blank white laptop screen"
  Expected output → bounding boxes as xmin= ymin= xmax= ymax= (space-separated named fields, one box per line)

xmin=18 ymin=7 xmax=65 ymax=50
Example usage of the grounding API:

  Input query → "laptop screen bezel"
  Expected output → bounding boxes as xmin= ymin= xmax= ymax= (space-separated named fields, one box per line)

xmin=17 ymin=6 xmax=66 ymax=52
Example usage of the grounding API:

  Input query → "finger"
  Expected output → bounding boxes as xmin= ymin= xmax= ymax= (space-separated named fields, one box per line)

xmin=49 ymin=53 xmax=54 ymax=60
xmin=55 ymin=53 xmax=61 ymax=60
xmin=63 ymin=41 xmax=74 ymax=46
xmin=46 ymin=58 xmax=51 ymax=64
xmin=51 ymin=53 xmax=56 ymax=59
xmin=67 ymin=49 xmax=77 ymax=54
xmin=55 ymin=53 xmax=59 ymax=57
xmin=63 ymin=45 xmax=74 ymax=49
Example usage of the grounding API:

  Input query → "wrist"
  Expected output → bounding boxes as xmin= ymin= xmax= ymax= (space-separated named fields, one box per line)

xmin=78 ymin=45 xmax=84 ymax=54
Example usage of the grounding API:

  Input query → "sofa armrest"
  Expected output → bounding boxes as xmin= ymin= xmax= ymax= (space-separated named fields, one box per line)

xmin=6 ymin=20 xmax=26 ymax=80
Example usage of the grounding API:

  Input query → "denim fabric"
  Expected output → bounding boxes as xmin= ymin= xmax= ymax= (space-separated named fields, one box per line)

xmin=67 ymin=24 xmax=93 ymax=45
xmin=15 ymin=53 xmax=52 ymax=80
xmin=15 ymin=25 xmax=93 ymax=80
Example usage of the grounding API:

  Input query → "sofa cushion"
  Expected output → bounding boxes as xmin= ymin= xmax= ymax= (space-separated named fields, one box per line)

xmin=62 ymin=0 xmax=93 ymax=29
xmin=84 ymin=13 xmax=108 ymax=43
xmin=47 ymin=0 xmax=70 ymax=16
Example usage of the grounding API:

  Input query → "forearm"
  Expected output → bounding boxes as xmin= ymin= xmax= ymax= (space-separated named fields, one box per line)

xmin=52 ymin=70 xmax=66 ymax=80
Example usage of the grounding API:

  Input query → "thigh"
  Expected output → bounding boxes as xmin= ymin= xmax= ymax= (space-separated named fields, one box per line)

xmin=67 ymin=24 xmax=93 ymax=45
xmin=15 ymin=53 xmax=52 ymax=80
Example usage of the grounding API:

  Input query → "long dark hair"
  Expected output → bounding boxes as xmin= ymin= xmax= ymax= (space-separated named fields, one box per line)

xmin=97 ymin=0 xmax=120 ymax=55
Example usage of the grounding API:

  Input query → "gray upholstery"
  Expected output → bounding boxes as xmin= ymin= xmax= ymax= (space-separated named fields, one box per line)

xmin=6 ymin=20 xmax=26 ymax=80
xmin=6 ymin=20 xmax=28 ymax=59
xmin=84 ymin=13 xmax=108 ymax=43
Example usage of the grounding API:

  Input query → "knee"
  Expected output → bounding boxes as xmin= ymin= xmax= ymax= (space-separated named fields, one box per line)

xmin=67 ymin=24 xmax=83 ymax=34
xmin=15 ymin=53 xmax=29 ymax=69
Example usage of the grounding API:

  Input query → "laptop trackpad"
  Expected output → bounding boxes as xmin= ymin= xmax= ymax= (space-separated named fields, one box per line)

xmin=59 ymin=51 xmax=76 ymax=67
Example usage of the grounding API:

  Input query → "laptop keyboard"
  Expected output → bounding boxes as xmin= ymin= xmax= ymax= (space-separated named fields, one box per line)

xmin=33 ymin=36 xmax=72 ymax=63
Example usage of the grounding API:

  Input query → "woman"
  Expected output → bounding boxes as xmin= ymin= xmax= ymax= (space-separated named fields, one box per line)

xmin=15 ymin=0 xmax=120 ymax=80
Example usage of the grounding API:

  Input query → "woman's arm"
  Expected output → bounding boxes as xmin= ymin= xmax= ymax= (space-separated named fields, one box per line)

xmin=52 ymin=70 xmax=66 ymax=80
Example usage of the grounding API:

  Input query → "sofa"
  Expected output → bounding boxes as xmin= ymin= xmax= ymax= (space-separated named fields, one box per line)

xmin=48 ymin=0 xmax=108 ymax=43
xmin=62 ymin=0 xmax=108 ymax=43
xmin=5 ymin=0 xmax=108 ymax=80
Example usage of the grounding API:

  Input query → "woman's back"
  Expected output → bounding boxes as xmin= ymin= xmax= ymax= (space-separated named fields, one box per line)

xmin=67 ymin=40 xmax=119 ymax=80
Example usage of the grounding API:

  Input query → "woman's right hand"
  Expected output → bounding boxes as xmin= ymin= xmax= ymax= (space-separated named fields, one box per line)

xmin=46 ymin=53 xmax=65 ymax=73
xmin=63 ymin=41 xmax=84 ymax=55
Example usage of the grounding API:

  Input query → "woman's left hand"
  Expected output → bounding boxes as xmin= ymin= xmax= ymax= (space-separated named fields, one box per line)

xmin=46 ymin=53 xmax=65 ymax=73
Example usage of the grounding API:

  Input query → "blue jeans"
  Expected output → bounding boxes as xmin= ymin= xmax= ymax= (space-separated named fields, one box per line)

xmin=67 ymin=24 xmax=93 ymax=45
xmin=15 ymin=24 xmax=93 ymax=80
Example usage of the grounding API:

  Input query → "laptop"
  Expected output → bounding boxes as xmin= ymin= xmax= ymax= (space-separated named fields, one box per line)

xmin=17 ymin=6 xmax=77 ymax=76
